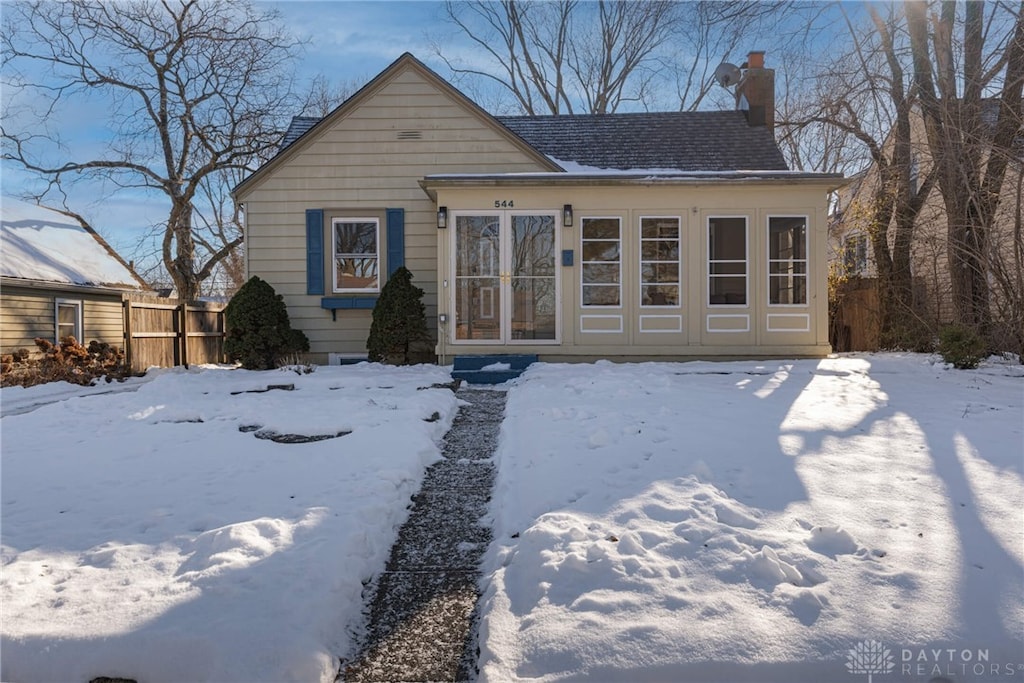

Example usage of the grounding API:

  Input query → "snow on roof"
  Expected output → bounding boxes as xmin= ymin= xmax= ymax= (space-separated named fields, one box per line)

xmin=1 ymin=197 xmax=145 ymax=290
xmin=424 ymin=166 xmax=844 ymax=182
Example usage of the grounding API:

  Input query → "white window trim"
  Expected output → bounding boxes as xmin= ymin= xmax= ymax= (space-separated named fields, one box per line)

xmin=706 ymin=215 xmax=749 ymax=308
xmin=766 ymin=214 xmax=810 ymax=308
xmin=507 ymin=210 xmax=561 ymax=344
xmin=54 ymin=298 xmax=83 ymax=343
xmin=639 ymin=215 xmax=682 ymax=309
xmin=448 ymin=210 xmax=562 ymax=345
xmin=449 ymin=212 xmax=503 ymax=346
xmin=332 ymin=217 xmax=380 ymax=293
xmin=580 ymin=216 xmax=623 ymax=309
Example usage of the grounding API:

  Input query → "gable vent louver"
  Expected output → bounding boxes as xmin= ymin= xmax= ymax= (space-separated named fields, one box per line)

xmin=397 ymin=130 xmax=422 ymax=140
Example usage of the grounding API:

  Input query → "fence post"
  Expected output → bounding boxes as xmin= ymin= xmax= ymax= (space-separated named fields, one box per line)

xmin=219 ymin=307 xmax=226 ymax=363
xmin=179 ymin=304 xmax=189 ymax=369
xmin=123 ymin=297 xmax=133 ymax=371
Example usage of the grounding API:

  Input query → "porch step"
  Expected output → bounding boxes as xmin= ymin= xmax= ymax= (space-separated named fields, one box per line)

xmin=451 ymin=354 xmax=538 ymax=385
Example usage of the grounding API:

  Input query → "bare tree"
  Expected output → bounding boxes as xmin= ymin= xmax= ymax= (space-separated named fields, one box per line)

xmin=433 ymin=0 xmax=800 ymax=115
xmin=669 ymin=1 xmax=807 ymax=113
xmin=300 ymin=73 xmax=364 ymax=118
xmin=785 ymin=4 xmax=937 ymax=347
xmin=2 ymin=0 xmax=303 ymax=301
xmin=905 ymin=0 xmax=1024 ymax=337
xmin=986 ymin=154 xmax=1024 ymax=357
xmin=775 ymin=67 xmax=863 ymax=175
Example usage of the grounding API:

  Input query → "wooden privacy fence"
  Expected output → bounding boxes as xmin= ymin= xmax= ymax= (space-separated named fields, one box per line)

xmin=830 ymin=278 xmax=880 ymax=352
xmin=124 ymin=297 xmax=226 ymax=372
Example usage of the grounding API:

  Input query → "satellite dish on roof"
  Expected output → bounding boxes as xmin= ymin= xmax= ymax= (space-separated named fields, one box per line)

xmin=714 ymin=62 xmax=742 ymax=88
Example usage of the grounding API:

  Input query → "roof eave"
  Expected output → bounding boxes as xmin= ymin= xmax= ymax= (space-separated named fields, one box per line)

xmin=421 ymin=172 xmax=848 ymax=194
xmin=0 ymin=276 xmax=146 ymax=294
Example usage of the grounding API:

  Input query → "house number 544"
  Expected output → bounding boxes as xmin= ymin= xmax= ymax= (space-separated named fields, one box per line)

xmin=494 ymin=200 xmax=514 ymax=208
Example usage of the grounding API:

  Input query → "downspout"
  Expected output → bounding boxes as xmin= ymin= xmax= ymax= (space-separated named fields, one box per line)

xmin=239 ymin=202 xmax=249 ymax=282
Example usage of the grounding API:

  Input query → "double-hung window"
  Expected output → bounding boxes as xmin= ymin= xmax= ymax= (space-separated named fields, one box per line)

xmin=333 ymin=217 xmax=379 ymax=292
xmin=55 ymin=299 xmax=83 ymax=343
xmin=768 ymin=216 xmax=808 ymax=305
xmin=843 ymin=233 xmax=868 ymax=276
xmin=640 ymin=217 xmax=680 ymax=307
xmin=581 ymin=218 xmax=621 ymax=306
xmin=708 ymin=217 xmax=747 ymax=305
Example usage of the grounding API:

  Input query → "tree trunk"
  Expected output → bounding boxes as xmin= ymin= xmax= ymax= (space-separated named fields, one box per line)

xmin=165 ymin=198 xmax=200 ymax=301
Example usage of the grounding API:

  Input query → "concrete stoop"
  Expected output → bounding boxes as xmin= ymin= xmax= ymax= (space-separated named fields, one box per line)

xmin=341 ymin=389 xmax=506 ymax=682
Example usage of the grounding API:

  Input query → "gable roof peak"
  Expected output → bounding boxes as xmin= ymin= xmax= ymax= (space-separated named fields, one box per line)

xmin=237 ymin=52 xmax=559 ymax=196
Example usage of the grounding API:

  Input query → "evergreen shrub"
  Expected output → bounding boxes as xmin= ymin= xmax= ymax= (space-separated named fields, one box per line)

xmin=367 ymin=266 xmax=430 ymax=365
xmin=938 ymin=324 xmax=986 ymax=369
xmin=224 ymin=276 xmax=309 ymax=370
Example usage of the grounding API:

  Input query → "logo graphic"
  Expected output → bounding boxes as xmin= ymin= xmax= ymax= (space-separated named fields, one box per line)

xmin=847 ymin=640 xmax=895 ymax=682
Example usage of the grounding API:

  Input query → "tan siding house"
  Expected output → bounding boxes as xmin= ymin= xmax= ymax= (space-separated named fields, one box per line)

xmin=831 ymin=104 xmax=1022 ymax=343
xmin=1 ymin=198 xmax=150 ymax=356
xmin=236 ymin=53 xmax=843 ymax=363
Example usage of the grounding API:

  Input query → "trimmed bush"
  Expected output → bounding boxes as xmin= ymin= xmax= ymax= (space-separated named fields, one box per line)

xmin=938 ymin=324 xmax=986 ymax=369
xmin=224 ymin=276 xmax=309 ymax=370
xmin=367 ymin=266 xmax=430 ymax=365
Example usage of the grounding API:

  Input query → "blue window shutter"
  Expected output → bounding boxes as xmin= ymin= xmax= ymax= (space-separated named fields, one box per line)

xmin=386 ymin=208 xmax=405 ymax=275
xmin=306 ymin=209 xmax=324 ymax=295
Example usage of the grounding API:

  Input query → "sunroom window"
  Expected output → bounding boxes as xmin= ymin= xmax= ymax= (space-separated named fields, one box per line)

xmin=640 ymin=217 xmax=680 ymax=307
xmin=708 ymin=217 xmax=747 ymax=306
xmin=333 ymin=218 xmax=379 ymax=292
xmin=581 ymin=218 xmax=621 ymax=306
xmin=768 ymin=216 xmax=807 ymax=305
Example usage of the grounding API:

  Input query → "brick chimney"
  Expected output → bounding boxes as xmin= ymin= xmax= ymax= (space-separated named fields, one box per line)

xmin=735 ymin=51 xmax=774 ymax=130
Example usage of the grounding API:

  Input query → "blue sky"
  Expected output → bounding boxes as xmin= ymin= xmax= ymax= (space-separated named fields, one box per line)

xmin=274 ymin=1 xmax=454 ymax=84
xmin=2 ymin=1 xmax=461 ymax=264
xmin=0 ymin=0 xmax=836 ymax=272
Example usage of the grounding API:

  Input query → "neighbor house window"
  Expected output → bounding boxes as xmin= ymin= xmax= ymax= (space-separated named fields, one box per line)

xmin=768 ymin=216 xmax=808 ymax=305
xmin=844 ymin=233 xmax=868 ymax=276
xmin=581 ymin=217 xmax=621 ymax=306
xmin=708 ymin=217 xmax=747 ymax=305
xmin=640 ymin=217 xmax=680 ymax=307
xmin=333 ymin=217 xmax=379 ymax=292
xmin=55 ymin=299 xmax=82 ymax=343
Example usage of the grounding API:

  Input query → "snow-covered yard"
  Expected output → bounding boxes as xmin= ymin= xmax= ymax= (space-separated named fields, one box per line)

xmin=1 ymin=364 xmax=460 ymax=682
xmin=478 ymin=355 xmax=1024 ymax=682
xmin=1 ymin=355 xmax=1022 ymax=683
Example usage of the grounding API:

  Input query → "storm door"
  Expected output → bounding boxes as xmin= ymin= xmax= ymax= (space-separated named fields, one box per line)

xmin=452 ymin=212 xmax=559 ymax=343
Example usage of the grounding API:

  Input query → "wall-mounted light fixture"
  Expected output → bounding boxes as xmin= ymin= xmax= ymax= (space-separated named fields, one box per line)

xmin=562 ymin=204 xmax=573 ymax=228
xmin=437 ymin=206 xmax=448 ymax=229
xmin=438 ymin=313 xmax=448 ymax=324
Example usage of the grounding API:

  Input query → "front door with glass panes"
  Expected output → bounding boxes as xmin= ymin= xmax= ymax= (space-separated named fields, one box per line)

xmin=452 ymin=211 xmax=559 ymax=344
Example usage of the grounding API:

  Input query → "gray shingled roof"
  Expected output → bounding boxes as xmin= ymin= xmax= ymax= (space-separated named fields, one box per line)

xmin=280 ymin=116 xmax=319 ymax=150
xmin=279 ymin=110 xmax=789 ymax=172
xmin=497 ymin=112 xmax=788 ymax=172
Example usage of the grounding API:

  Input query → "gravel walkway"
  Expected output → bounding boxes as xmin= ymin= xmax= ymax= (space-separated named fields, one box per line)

xmin=341 ymin=388 xmax=506 ymax=682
